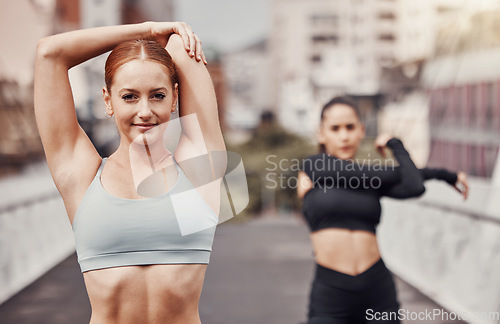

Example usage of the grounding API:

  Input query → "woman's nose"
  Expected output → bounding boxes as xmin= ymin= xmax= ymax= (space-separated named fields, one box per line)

xmin=339 ymin=128 xmax=349 ymax=140
xmin=137 ymin=100 xmax=153 ymax=119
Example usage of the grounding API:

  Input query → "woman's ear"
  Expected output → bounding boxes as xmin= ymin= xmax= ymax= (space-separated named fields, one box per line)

xmin=103 ymin=87 xmax=113 ymax=116
xmin=359 ymin=123 xmax=366 ymax=140
xmin=172 ymin=83 xmax=179 ymax=112
xmin=316 ymin=127 xmax=325 ymax=144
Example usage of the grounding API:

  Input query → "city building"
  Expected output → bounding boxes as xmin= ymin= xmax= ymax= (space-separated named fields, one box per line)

xmin=222 ymin=39 xmax=271 ymax=142
xmin=270 ymin=0 xmax=458 ymax=139
xmin=0 ymin=0 xmax=54 ymax=174
xmin=424 ymin=49 xmax=500 ymax=178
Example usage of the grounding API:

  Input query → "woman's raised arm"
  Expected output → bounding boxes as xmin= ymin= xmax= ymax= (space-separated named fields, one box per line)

xmin=166 ymin=34 xmax=226 ymax=171
xmin=166 ymin=34 xmax=225 ymax=151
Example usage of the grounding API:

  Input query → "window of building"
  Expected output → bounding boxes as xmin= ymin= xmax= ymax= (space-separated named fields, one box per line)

xmin=486 ymin=82 xmax=496 ymax=130
xmin=440 ymin=88 xmax=449 ymax=125
xmin=311 ymin=34 xmax=339 ymax=44
xmin=469 ymin=84 xmax=477 ymax=128
xmin=310 ymin=14 xmax=338 ymax=27
xmin=378 ymin=33 xmax=396 ymax=41
xmin=378 ymin=12 xmax=396 ymax=20
xmin=311 ymin=55 xmax=322 ymax=63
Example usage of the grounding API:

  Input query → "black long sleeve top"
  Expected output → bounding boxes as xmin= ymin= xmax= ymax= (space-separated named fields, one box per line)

xmin=301 ymin=138 xmax=457 ymax=233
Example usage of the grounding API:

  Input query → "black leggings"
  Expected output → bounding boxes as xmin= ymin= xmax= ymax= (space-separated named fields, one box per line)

xmin=308 ymin=258 xmax=401 ymax=324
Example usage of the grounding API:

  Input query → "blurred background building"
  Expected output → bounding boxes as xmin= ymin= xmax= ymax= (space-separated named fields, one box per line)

xmin=269 ymin=0 xmax=453 ymax=139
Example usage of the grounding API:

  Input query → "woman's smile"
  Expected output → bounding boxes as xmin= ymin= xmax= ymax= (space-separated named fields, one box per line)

xmin=132 ymin=122 xmax=158 ymax=132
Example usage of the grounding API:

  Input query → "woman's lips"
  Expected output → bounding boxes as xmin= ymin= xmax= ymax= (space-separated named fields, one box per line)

xmin=133 ymin=123 xmax=157 ymax=132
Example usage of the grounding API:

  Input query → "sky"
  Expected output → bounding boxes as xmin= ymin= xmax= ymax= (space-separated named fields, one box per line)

xmin=174 ymin=0 xmax=271 ymax=53
xmin=174 ymin=0 xmax=500 ymax=54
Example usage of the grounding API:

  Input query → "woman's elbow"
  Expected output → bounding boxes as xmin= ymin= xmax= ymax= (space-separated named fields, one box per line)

xmin=36 ymin=36 xmax=61 ymax=61
xmin=166 ymin=34 xmax=187 ymax=56
xmin=412 ymin=184 xmax=426 ymax=197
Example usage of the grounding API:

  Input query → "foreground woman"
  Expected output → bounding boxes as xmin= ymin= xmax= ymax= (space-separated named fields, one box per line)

xmin=35 ymin=22 xmax=224 ymax=323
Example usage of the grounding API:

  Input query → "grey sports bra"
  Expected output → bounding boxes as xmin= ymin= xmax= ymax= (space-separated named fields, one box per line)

xmin=72 ymin=157 xmax=218 ymax=273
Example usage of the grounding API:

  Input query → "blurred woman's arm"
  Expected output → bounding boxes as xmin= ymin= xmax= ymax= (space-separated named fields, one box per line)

xmin=377 ymin=137 xmax=426 ymax=199
xmin=418 ymin=168 xmax=468 ymax=200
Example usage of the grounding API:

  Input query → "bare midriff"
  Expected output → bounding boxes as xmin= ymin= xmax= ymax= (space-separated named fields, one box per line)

xmin=83 ymin=264 xmax=207 ymax=324
xmin=310 ymin=228 xmax=380 ymax=276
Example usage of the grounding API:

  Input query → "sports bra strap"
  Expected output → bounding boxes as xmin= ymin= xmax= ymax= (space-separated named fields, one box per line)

xmin=96 ymin=157 xmax=108 ymax=178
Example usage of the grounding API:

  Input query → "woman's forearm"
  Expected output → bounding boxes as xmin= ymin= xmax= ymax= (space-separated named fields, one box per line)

xmin=36 ymin=22 xmax=152 ymax=68
xmin=419 ymin=168 xmax=458 ymax=185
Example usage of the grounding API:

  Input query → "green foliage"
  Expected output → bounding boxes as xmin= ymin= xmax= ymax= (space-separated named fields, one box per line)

xmin=227 ymin=124 xmax=316 ymax=217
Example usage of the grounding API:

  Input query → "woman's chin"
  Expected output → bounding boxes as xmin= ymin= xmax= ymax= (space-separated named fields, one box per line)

xmin=130 ymin=129 xmax=164 ymax=146
xmin=334 ymin=152 xmax=355 ymax=160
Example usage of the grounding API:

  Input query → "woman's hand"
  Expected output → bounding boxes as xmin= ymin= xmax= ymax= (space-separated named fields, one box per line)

xmin=454 ymin=171 xmax=469 ymax=200
xmin=148 ymin=21 xmax=207 ymax=64
xmin=374 ymin=134 xmax=393 ymax=158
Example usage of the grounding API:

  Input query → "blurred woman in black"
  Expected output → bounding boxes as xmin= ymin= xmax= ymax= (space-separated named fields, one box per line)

xmin=297 ymin=96 xmax=468 ymax=324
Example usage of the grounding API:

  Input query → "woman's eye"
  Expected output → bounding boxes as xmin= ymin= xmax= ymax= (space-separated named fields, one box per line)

xmin=331 ymin=126 xmax=339 ymax=131
xmin=122 ymin=94 xmax=136 ymax=101
xmin=346 ymin=124 xmax=355 ymax=130
xmin=152 ymin=93 xmax=166 ymax=100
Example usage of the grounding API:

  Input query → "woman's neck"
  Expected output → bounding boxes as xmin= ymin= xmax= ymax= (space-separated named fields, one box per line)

xmin=114 ymin=136 xmax=172 ymax=170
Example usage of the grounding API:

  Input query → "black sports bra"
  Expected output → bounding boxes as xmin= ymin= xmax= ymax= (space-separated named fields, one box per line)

xmin=301 ymin=138 xmax=457 ymax=233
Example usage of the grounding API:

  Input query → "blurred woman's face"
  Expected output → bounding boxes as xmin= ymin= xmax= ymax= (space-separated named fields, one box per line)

xmin=318 ymin=104 xmax=365 ymax=160
xmin=103 ymin=59 xmax=178 ymax=147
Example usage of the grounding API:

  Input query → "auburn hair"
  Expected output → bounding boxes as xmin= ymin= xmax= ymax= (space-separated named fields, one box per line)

xmin=104 ymin=39 xmax=177 ymax=92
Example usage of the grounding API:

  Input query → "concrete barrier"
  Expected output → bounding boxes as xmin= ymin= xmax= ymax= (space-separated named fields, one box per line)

xmin=0 ymin=161 xmax=74 ymax=305
xmin=378 ymin=178 xmax=500 ymax=324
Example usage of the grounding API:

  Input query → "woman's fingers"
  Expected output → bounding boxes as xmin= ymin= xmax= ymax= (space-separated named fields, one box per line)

xmin=455 ymin=184 xmax=467 ymax=200
xmin=376 ymin=145 xmax=386 ymax=158
xmin=152 ymin=22 xmax=205 ymax=62
xmin=176 ymin=23 xmax=191 ymax=52
xmin=455 ymin=171 xmax=469 ymax=200
xmin=201 ymin=50 xmax=208 ymax=65
xmin=184 ymin=24 xmax=196 ymax=57
xmin=194 ymin=34 xmax=203 ymax=62
xmin=374 ymin=134 xmax=392 ymax=157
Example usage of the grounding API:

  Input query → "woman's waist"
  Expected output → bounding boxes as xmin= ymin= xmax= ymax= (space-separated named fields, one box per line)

xmin=84 ymin=264 xmax=207 ymax=309
xmin=310 ymin=228 xmax=381 ymax=276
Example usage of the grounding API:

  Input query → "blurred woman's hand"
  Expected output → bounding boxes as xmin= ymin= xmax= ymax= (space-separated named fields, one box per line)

xmin=454 ymin=171 xmax=469 ymax=200
xmin=148 ymin=21 xmax=207 ymax=64
xmin=374 ymin=134 xmax=393 ymax=158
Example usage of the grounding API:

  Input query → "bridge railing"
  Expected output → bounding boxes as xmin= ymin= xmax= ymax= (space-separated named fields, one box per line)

xmin=379 ymin=179 xmax=500 ymax=324
xmin=0 ymin=162 xmax=74 ymax=305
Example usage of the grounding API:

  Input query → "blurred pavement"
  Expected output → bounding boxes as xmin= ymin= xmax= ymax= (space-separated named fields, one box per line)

xmin=0 ymin=214 xmax=466 ymax=324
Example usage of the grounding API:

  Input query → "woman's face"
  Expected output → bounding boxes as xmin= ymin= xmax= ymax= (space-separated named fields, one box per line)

xmin=103 ymin=59 xmax=178 ymax=146
xmin=318 ymin=104 xmax=365 ymax=160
